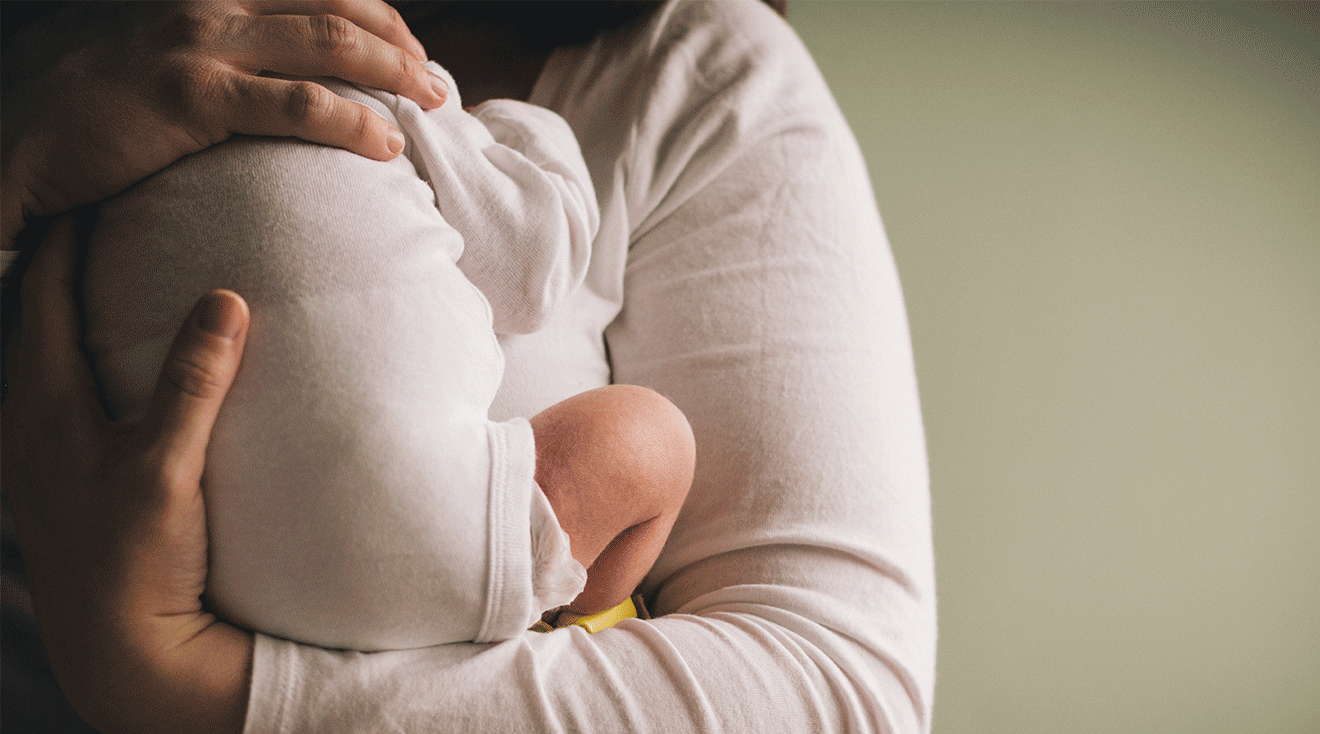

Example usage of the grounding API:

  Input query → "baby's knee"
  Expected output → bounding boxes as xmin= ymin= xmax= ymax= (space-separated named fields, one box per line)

xmin=531 ymin=385 xmax=695 ymax=533
xmin=596 ymin=384 xmax=696 ymax=504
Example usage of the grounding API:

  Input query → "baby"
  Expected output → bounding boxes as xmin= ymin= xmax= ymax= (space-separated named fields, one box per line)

xmin=80 ymin=64 xmax=693 ymax=650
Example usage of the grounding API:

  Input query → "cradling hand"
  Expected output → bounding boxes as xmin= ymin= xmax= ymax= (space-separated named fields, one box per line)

xmin=2 ymin=220 xmax=254 ymax=734
xmin=3 ymin=0 xmax=447 ymax=245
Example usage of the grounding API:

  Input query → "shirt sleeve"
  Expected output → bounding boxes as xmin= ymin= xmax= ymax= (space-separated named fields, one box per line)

xmin=244 ymin=1 xmax=935 ymax=732
xmin=394 ymin=71 xmax=599 ymax=335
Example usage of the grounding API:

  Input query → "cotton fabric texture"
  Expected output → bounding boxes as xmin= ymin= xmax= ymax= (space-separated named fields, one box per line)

xmin=0 ymin=0 xmax=935 ymax=730
xmin=81 ymin=64 xmax=595 ymax=650
xmin=246 ymin=1 xmax=936 ymax=731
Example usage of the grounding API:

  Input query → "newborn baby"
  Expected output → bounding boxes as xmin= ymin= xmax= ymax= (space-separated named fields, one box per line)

xmin=82 ymin=64 xmax=693 ymax=650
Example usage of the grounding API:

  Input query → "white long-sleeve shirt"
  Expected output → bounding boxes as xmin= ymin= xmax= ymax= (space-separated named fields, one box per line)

xmin=246 ymin=1 xmax=935 ymax=731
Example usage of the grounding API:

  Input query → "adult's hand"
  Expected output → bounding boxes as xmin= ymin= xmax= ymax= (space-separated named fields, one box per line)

xmin=2 ymin=221 xmax=254 ymax=734
xmin=2 ymin=0 xmax=447 ymax=246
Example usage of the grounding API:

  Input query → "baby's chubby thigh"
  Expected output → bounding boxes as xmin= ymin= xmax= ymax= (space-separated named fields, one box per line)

xmin=84 ymin=135 xmax=507 ymax=650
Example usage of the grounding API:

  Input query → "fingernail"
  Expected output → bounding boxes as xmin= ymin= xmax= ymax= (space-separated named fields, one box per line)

xmin=196 ymin=292 xmax=243 ymax=339
xmin=386 ymin=127 xmax=405 ymax=156
xmin=429 ymin=73 xmax=449 ymax=105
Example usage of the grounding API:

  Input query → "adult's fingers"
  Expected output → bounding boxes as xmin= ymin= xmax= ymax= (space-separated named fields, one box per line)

xmin=232 ymin=12 xmax=446 ymax=109
xmin=225 ymin=73 xmax=406 ymax=160
xmin=245 ymin=0 xmax=429 ymax=61
xmin=136 ymin=291 xmax=249 ymax=478
xmin=13 ymin=221 xmax=107 ymax=431
xmin=2 ymin=220 xmax=106 ymax=516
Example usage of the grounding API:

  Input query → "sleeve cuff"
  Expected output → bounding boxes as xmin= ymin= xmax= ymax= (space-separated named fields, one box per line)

xmin=245 ymin=634 xmax=298 ymax=734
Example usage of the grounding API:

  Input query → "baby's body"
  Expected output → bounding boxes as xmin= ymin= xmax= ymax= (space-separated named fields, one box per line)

xmin=82 ymin=65 xmax=692 ymax=650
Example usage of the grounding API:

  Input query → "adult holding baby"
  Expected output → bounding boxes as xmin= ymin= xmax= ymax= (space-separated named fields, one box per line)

xmin=3 ymin=1 xmax=936 ymax=732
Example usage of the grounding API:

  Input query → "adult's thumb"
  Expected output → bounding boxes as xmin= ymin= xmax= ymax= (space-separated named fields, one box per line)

xmin=138 ymin=290 xmax=249 ymax=472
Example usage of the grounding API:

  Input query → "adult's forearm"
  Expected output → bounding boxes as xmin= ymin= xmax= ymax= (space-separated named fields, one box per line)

xmin=247 ymin=560 xmax=927 ymax=733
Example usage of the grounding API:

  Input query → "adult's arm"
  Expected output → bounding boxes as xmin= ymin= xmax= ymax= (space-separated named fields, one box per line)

xmin=244 ymin=2 xmax=936 ymax=731
xmin=1 ymin=0 xmax=447 ymax=248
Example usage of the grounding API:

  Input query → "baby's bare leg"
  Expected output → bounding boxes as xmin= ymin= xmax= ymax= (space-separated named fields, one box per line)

xmin=530 ymin=385 xmax=695 ymax=616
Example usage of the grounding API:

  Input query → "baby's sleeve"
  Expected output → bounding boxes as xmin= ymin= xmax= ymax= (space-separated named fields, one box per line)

xmin=394 ymin=80 xmax=600 ymax=335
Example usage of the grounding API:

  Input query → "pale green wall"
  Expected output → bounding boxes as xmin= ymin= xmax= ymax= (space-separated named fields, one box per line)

xmin=789 ymin=3 xmax=1319 ymax=732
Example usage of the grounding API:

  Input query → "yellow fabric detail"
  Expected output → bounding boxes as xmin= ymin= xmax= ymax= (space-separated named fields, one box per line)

xmin=530 ymin=595 xmax=650 ymax=634
xmin=557 ymin=596 xmax=638 ymax=633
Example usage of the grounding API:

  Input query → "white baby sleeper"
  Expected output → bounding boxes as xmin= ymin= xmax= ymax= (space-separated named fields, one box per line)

xmin=82 ymin=64 xmax=597 ymax=650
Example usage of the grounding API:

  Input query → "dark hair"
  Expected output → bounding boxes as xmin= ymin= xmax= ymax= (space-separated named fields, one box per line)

xmin=3 ymin=3 xmax=787 ymax=63
xmin=394 ymin=2 xmax=657 ymax=52
xmin=394 ymin=1 xmax=786 ymax=52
